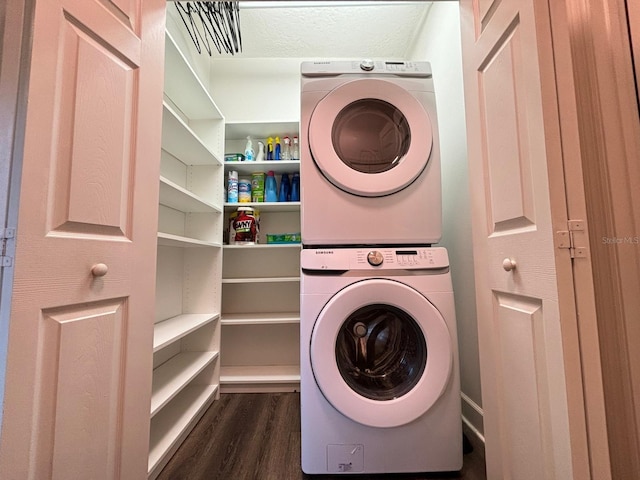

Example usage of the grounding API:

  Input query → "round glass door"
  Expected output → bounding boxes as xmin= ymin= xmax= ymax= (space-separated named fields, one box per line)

xmin=331 ymin=99 xmax=411 ymax=174
xmin=310 ymin=279 xmax=452 ymax=428
xmin=335 ymin=304 xmax=426 ymax=401
xmin=308 ymin=78 xmax=433 ymax=197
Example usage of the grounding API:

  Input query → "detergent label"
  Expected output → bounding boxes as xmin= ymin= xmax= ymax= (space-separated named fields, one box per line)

xmin=232 ymin=210 xmax=258 ymax=243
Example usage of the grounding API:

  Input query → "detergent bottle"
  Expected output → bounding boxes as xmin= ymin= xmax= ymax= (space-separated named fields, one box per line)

xmin=265 ymin=170 xmax=278 ymax=202
xmin=244 ymin=136 xmax=255 ymax=161
xmin=275 ymin=137 xmax=281 ymax=160
xmin=278 ymin=173 xmax=290 ymax=202
xmin=266 ymin=137 xmax=274 ymax=160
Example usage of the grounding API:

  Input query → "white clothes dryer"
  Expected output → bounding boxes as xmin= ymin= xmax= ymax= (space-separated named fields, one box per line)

xmin=300 ymin=247 xmax=462 ymax=475
xmin=301 ymin=60 xmax=441 ymax=246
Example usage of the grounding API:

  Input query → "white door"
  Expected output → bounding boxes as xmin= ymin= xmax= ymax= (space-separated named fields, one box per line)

xmin=460 ymin=0 xmax=574 ymax=478
xmin=0 ymin=0 xmax=165 ymax=478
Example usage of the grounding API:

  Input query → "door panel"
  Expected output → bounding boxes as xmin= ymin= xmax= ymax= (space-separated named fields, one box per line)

xmin=53 ymin=13 xmax=136 ymax=234
xmin=460 ymin=0 xmax=573 ymax=478
xmin=479 ymin=18 xmax=535 ymax=232
xmin=493 ymin=292 xmax=548 ymax=479
xmin=43 ymin=300 xmax=126 ymax=479
xmin=478 ymin=0 xmax=502 ymax=31
xmin=0 ymin=0 xmax=165 ymax=478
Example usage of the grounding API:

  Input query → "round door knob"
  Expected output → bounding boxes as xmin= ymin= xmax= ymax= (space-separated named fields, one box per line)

xmin=91 ymin=263 xmax=109 ymax=277
xmin=367 ymin=251 xmax=384 ymax=266
xmin=502 ymin=258 xmax=517 ymax=272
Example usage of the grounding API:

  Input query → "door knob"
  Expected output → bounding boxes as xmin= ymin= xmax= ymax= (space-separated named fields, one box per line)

xmin=91 ymin=263 xmax=108 ymax=277
xmin=502 ymin=258 xmax=516 ymax=272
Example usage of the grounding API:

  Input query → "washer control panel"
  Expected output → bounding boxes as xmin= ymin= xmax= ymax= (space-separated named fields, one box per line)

xmin=366 ymin=250 xmax=384 ymax=266
xmin=301 ymin=247 xmax=449 ymax=271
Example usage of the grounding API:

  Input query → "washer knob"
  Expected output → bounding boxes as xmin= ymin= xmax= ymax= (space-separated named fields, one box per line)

xmin=360 ymin=59 xmax=375 ymax=71
xmin=367 ymin=251 xmax=384 ymax=266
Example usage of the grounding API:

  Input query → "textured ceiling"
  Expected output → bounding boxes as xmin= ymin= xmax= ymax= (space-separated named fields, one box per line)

xmin=169 ymin=1 xmax=433 ymax=59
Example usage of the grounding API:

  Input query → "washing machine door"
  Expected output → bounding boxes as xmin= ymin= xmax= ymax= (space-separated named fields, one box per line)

xmin=310 ymin=279 xmax=452 ymax=428
xmin=308 ymin=78 xmax=433 ymax=197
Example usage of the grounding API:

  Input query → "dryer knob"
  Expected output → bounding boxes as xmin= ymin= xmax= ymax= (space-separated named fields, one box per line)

xmin=367 ymin=251 xmax=384 ymax=266
xmin=360 ymin=59 xmax=375 ymax=71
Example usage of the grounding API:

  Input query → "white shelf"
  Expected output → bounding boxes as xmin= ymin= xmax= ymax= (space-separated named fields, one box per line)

xmin=157 ymin=232 xmax=221 ymax=248
xmin=221 ymin=312 xmax=300 ymax=325
xmin=151 ymin=27 xmax=224 ymax=480
xmin=220 ymin=365 xmax=300 ymax=384
xmin=148 ymin=384 xmax=218 ymax=478
xmin=225 ymin=121 xmax=299 ymax=140
xmin=224 ymin=201 xmax=300 ymax=212
xmin=223 ymin=243 xmax=300 ymax=250
xmin=163 ymin=30 xmax=223 ymax=120
xmin=222 ymin=276 xmax=300 ymax=284
xmin=159 ymin=176 xmax=222 ymax=213
xmin=224 ymin=160 xmax=300 ymax=175
xmin=151 ymin=351 xmax=219 ymax=417
xmin=154 ymin=313 xmax=219 ymax=353
xmin=162 ymin=102 xmax=222 ymax=166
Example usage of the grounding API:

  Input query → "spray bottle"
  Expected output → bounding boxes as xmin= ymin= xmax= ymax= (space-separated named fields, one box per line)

xmin=244 ymin=136 xmax=255 ymax=162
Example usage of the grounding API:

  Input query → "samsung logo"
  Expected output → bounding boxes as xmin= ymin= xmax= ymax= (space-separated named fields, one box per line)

xmin=314 ymin=250 xmax=334 ymax=255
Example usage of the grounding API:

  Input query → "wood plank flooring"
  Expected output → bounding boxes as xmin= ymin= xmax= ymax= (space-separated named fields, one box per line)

xmin=157 ymin=393 xmax=486 ymax=480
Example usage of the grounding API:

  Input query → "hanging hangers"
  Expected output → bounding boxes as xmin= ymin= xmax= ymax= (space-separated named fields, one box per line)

xmin=175 ymin=1 xmax=242 ymax=56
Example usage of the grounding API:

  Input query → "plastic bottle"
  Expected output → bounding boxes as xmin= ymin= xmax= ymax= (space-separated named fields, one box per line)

xmin=265 ymin=170 xmax=278 ymax=202
xmin=278 ymin=173 xmax=290 ymax=202
xmin=275 ymin=137 xmax=281 ymax=160
xmin=244 ymin=136 xmax=255 ymax=162
xmin=238 ymin=177 xmax=252 ymax=203
xmin=282 ymin=136 xmax=291 ymax=161
xmin=266 ymin=137 xmax=274 ymax=160
xmin=290 ymin=172 xmax=300 ymax=202
xmin=227 ymin=170 xmax=238 ymax=203
xmin=256 ymin=141 xmax=265 ymax=161
xmin=292 ymin=136 xmax=300 ymax=161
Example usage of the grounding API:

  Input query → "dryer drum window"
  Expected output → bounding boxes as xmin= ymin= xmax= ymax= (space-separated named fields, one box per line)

xmin=331 ymin=99 xmax=411 ymax=174
xmin=335 ymin=304 xmax=427 ymax=401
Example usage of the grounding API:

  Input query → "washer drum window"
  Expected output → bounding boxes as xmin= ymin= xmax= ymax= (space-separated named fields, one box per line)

xmin=335 ymin=303 xmax=426 ymax=401
xmin=310 ymin=279 xmax=452 ymax=428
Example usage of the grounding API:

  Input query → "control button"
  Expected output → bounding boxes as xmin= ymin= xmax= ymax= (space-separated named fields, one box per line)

xmin=367 ymin=251 xmax=384 ymax=266
xmin=360 ymin=59 xmax=374 ymax=71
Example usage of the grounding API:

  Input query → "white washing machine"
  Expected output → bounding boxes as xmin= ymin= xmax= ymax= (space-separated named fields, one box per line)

xmin=300 ymin=247 xmax=462 ymax=475
xmin=301 ymin=60 xmax=441 ymax=246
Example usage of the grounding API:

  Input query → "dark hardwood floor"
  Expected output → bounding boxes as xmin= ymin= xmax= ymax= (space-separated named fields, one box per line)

xmin=157 ymin=393 xmax=486 ymax=480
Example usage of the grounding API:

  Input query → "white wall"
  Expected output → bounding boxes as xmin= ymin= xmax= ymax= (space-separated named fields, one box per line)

xmin=407 ymin=2 xmax=484 ymax=438
xmin=208 ymin=58 xmax=301 ymax=122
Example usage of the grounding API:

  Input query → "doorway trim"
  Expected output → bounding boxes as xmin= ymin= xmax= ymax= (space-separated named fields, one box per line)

xmin=0 ymin=0 xmax=33 ymax=433
xmin=549 ymin=0 xmax=640 ymax=477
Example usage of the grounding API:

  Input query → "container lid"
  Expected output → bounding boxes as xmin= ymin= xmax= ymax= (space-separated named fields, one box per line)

xmin=237 ymin=206 xmax=254 ymax=213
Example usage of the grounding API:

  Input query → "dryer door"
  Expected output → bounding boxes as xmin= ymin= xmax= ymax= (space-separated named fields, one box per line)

xmin=308 ymin=78 xmax=433 ymax=197
xmin=310 ymin=279 xmax=452 ymax=428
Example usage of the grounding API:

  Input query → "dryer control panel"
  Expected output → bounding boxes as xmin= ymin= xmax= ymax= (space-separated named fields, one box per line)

xmin=301 ymin=60 xmax=432 ymax=78
xmin=301 ymin=247 xmax=449 ymax=271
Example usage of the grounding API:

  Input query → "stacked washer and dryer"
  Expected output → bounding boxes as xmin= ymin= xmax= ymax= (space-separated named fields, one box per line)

xmin=299 ymin=60 xmax=463 ymax=475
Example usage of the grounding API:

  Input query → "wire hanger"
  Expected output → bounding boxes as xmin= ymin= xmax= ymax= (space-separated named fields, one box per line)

xmin=175 ymin=2 xmax=242 ymax=55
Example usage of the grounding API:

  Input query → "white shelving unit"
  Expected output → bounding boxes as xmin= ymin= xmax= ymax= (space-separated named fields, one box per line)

xmin=149 ymin=27 xmax=224 ymax=479
xmin=221 ymin=121 xmax=301 ymax=393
